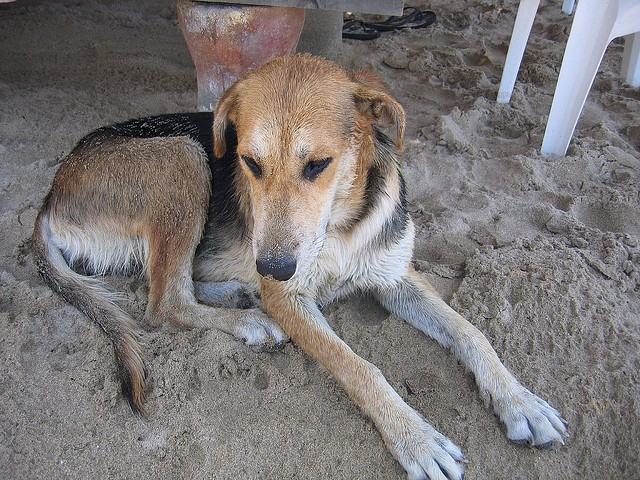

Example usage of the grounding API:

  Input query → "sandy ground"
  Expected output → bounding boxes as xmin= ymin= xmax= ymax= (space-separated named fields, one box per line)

xmin=1 ymin=1 xmax=639 ymax=478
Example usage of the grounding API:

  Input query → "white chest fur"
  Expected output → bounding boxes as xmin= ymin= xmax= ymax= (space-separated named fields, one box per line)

xmin=291 ymin=216 xmax=415 ymax=306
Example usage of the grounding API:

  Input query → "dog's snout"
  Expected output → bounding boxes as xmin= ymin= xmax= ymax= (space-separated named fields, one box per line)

xmin=256 ymin=254 xmax=297 ymax=281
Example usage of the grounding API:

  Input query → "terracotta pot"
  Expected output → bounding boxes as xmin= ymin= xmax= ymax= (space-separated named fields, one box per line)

xmin=177 ymin=1 xmax=306 ymax=111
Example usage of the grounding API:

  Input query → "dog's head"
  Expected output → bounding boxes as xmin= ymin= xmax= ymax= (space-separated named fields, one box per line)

xmin=213 ymin=54 xmax=405 ymax=282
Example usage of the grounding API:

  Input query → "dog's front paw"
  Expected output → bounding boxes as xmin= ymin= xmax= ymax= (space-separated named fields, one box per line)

xmin=492 ymin=387 xmax=568 ymax=448
xmin=383 ymin=410 xmax=466 ymax=480
xmin=232 ymin=309 xmax=289 ymax=351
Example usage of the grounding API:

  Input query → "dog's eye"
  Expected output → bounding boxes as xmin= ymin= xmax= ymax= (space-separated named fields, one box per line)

xmin=303 ymin=158 xmax=332 ymax=181
xmin=241 ymin=155 xmax=262 ymax=178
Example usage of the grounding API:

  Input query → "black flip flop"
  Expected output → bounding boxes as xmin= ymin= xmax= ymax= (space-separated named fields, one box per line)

xmin=365 ymin=7 xmax=436 ymax=32
xmin=342 ymin=19 xmax=382 ymax=40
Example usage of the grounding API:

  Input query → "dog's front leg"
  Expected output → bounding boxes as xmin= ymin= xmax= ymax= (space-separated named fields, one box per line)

xmin=261 ymin=280 xmax=466 ymax=480
xmin=374 ymin=266 xmax=568 ymax=448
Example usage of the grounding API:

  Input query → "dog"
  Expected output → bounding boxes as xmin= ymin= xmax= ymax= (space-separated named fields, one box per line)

xmin=33 ymin=54 xmax=566 ymax=479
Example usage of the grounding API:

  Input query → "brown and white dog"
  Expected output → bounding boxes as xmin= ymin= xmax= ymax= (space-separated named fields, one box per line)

xmin=33 ymin=54 xmax=566 ymax=479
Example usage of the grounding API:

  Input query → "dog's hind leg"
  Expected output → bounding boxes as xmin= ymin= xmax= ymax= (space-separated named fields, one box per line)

xmin=142 ymin=218 xmax=286 ymax=350
xmin=194 ymin=280 xmax=260 ymax=309
xmin=374 ymin=266 xmax=568 ymax=449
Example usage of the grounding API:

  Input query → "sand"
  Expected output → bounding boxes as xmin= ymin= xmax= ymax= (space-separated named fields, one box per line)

xmin=1 ymin=1 xmax=638 ymax=478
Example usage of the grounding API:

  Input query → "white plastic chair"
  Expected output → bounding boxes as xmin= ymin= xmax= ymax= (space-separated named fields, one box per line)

xmin=542 ymin=0 xmax=640 ymax=156
xmin=497 ymin=0 xmax=640 ymax=157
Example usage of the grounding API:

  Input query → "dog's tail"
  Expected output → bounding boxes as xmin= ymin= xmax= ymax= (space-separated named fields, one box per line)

xmin=32 ymin=208 xmax=147 ymax=415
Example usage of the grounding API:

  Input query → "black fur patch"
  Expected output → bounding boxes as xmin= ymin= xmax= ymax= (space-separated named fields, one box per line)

xmin=89 ymin=112 xmax=216 ymax=161
xmin=196 ymin=124 xmax=247 ymax=258
xmin=374 ymin=174 xmax=409 ymax=249
xmin=350 ymin=130 xmax=410 ymax=248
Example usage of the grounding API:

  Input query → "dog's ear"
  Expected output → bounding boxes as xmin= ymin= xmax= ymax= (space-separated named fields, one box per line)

xmin=350 ymin=71 xmax=406 ymax=151
xmin=213 ymin=83 xmax=241 ymax=158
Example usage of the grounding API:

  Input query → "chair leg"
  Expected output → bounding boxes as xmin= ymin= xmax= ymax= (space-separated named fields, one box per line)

xmin=562 ymin=0 xmax=576 ymax=15
xmin=621 ymin=32 xmax=640 ymax=87
xmin=541 ymin=0 xmax=617 ymax=157
xmin=497 ymin=0 xmax=541 ymax=103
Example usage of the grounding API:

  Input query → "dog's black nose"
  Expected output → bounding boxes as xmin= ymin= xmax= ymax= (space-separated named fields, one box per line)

xmin=256 ymin=255 xmax=297 ymax=281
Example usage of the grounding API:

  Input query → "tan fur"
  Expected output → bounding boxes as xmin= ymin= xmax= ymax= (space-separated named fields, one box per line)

xmin=34 ymin=55 xmax=566 ymax=478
